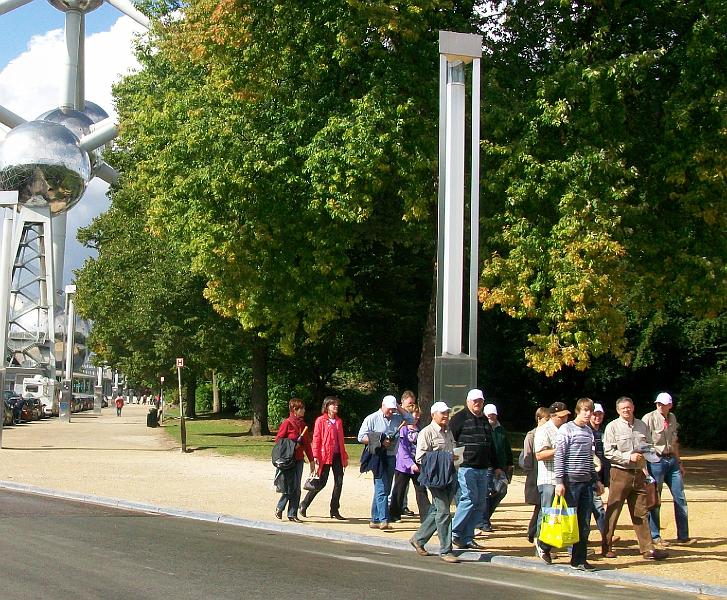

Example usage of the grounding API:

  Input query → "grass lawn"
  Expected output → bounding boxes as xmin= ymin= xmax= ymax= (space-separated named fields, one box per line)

xmin=161 ymin=407 xmax=525 ymax=464
xmin=161 ymin=408 xmax=366 ymax=463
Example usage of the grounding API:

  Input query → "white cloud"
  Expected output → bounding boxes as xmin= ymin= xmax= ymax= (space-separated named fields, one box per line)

xmin=0 ymin=15 xmax=144 ymax=283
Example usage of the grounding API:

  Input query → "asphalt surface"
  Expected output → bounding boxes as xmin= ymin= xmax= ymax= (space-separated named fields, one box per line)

xmin=0 ymin=489 xmax=701 ymax=600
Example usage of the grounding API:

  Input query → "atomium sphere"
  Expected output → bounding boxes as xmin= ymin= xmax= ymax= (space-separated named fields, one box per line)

xmin=37 ymin=107 xmax=94 ymax=143
xmin=0 ymin=120 xmax=91 ymax=215
xmin=54 ymin=311 xmax=91 ymax=371
xmin=81 ymin=101 xmax=110 ymax=124
xmin=47 ymin=0 xmax=103 ymax=13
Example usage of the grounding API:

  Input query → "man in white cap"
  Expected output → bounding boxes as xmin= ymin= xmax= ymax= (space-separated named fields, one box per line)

xmin=358 ymin=395 xmax=414 ymax=529
xmin=449 ymin=388 xmax=502 ymax=551
xmin=642 ymin=392 xmax=691 ymax=545
xmin=410 ymin=401 xmax=459 ymax=563
xmin=479 ymin=403 xmax=513 ymax=532
xmin=589 ymin=402 xmax=610 ymax=551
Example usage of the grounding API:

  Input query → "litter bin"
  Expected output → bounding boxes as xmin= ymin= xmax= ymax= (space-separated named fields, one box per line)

xmin=146 ymin=407 xmax=159 ymax=428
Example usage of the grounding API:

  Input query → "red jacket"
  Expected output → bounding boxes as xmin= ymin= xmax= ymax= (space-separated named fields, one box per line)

xmin=312 ymin=414 xmax=348 ymax=469
xmin=275 ymin=415 xmax=313 ymax=462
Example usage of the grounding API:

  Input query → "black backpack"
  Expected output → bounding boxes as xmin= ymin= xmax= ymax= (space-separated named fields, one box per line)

xmin=271 ymin=438 xmax=297 ymax=470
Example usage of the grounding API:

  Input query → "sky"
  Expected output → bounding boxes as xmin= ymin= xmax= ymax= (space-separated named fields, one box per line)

xmin=0 ymin=0 xmax=146 ymax=284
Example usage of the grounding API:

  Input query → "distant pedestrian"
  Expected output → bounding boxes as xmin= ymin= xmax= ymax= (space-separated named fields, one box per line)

xmin=114 ymin=395 xmax=124 ymax=417
xmin=643 ymin=392 xmax=691 ymax=546
xmin=300 ymin=396 xmax=349 ymax=520
xmin=274 ymin=398 xmax=314 ymax=522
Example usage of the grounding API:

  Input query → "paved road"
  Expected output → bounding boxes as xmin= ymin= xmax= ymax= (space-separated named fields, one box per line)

xmin=0 ymin=489 xmax=697 ymax=600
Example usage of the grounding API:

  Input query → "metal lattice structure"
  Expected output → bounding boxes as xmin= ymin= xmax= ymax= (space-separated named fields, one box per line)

xmin=0 ymin=0 xmax=149 ymax=386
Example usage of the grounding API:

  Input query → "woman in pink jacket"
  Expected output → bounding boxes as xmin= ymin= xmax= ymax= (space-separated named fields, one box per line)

xmin=300 ymin=396 xmax=349 ymax=520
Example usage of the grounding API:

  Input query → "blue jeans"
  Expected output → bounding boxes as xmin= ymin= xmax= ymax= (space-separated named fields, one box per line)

xmin=592 ymin=485 xmax=606 ymax=536
xmin=648 ymin=456 xmax=689 ymax=540
xmin=414 ymin=483 xmax=456 ymax=555
xmin=276 ymin=459 xmax=304 ymax=518
xmin=371 ymin=454 xmax=396 ymax=523
xmin=452 ymin=466 xmax=488 ymax=544
xmin=536 ymin=483 xmax=556 ymax=551
xmin=563 ymin=480 xmax=594 ymax=566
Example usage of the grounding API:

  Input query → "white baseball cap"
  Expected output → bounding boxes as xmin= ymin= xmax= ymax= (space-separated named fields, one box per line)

xmin=466 ymin=388 xmax=484 ymax=402
xmin=382 ymin=395 xmax=398 ymax=409
xmin=430 ymin=401 xmax=451 ymax=414
xmin=483 ymin=403 xmax=498 ymax=416
xmin=593 ymin=403 xmax=604 ymax=414
xmin=655 ymin=392 xmax=673 ymax=406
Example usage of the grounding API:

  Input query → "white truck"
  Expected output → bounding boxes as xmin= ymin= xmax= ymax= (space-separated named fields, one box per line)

xmin=22 ymin=375 xmax=58 ymax=417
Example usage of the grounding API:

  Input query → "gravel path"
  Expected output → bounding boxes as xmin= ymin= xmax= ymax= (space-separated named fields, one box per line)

xmin=1 ymin=404 xmax=724 ymax=590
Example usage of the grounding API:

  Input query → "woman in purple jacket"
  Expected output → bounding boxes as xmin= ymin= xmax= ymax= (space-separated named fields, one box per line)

xmin=389 ymin=406 xmax=431 ymax=522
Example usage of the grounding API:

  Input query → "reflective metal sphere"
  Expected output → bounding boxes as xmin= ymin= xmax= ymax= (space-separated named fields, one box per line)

xmin=47 ymin=0 xmax=103 ymax=14
xmin=81 ymin=101 xmax=110 ymax=124
xmin=0 ymin=120 xmax=91 ymax=215
xmin=37 ymin=107 xmax=94 ymax=142
xmin=54 ymin=312 xmax=91 ymax=371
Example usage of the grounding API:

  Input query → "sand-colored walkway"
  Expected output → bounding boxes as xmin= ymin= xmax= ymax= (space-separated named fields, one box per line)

xmin=1 ymin=404 xmax=725 ymax=592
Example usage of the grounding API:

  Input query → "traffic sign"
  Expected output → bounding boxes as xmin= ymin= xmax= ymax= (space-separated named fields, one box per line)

xmin=176 ymin=357 xmax=184 ymax=368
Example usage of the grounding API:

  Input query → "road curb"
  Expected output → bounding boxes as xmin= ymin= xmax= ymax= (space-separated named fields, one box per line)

xmin=1 ymin=479 xmax=725 ymax=598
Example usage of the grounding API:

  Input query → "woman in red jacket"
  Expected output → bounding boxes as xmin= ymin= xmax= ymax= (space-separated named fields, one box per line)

xmin=274 ymin=398 xmax=314 ymax=522
xmin=300 ymin=396 xmax=348 ymax=520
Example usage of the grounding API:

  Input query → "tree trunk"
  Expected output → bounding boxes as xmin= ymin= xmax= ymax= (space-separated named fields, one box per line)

xmin=417 ymin=267 xmax=437 ymax=423
xmin=250 ymin=337 xmax=270 ymax=436
xmin=185 ymin=374 xmax=196 ymax=419
xmin=212 ymin=370 xmax=221 ymax=414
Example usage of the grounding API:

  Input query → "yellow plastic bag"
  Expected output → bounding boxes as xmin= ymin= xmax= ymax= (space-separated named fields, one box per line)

xmin=539 ymin=495 xmax=580 ymax=548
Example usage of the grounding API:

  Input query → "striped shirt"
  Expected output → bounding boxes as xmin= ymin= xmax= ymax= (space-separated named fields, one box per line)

xmin=554 ymin=421 xmax=596 ymax=484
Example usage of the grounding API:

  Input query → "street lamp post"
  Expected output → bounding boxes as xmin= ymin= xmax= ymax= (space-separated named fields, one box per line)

xmin=0 ymin=193 xmax=17 ymax=449
xmin=434 ymin=31 xmax=483 ymax=408
xmin=59 ymin=284 xmax=77 ymax=423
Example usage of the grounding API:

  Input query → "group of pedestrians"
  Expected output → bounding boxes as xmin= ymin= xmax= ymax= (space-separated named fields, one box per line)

xmin=271 ymin=388 xmax=691 ymax=569
xmin=523 ymin=393 xmax=691 ymax=571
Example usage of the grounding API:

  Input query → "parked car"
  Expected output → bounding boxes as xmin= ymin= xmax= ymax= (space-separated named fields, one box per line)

xmin=3 ymin=390 xmax=22 ymax=424
xmin=21 ymin=396 xmax=42 ymax=421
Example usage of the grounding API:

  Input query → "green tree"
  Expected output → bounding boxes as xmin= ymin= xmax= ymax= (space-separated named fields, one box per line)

xmin=478 ymin=0 xmax=726 ymax=375
xmin=74 ymin=186 xmax=248 ymax=419
xmin=109 ymin=0 xmax=480 ymax=422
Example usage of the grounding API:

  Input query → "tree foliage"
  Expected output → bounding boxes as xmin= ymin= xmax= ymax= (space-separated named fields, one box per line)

xmin=112 ymin=1 xmax=477 ymax=357
xmin=478 ymin=0 xmax=727 ymax=375
xmin=74 ymin=182 xmax=248 ymax=412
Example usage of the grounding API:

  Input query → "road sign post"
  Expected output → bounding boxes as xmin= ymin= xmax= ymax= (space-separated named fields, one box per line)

xmin=159 ymin=375 xmax=165 ymax=424
xmin=176 ymin=358 xmax=186 ymax=452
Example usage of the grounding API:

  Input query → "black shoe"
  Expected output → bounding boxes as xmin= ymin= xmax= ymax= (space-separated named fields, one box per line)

xmin=570 ymin=562 xmax=596 ymax=572
xmin=288 ymin=516 xmax=302 ymax=523
xmin=402 ymin=509 xmax=416 ymax=517
xmin=299 ymin=505 xmax=307 ymax=518
xmin=275 ymin=508 xmax=283 ymax=520
xmin=330 ymin=512 xmax=346 ymax=520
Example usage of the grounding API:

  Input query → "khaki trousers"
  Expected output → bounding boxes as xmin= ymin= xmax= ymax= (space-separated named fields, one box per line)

xmin=605 ymin=467 xmax=654 ymax=553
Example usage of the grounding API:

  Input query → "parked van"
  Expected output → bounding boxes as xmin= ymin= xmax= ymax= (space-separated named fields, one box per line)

xmin=22 ymin=375 xmax=57 ymax=417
